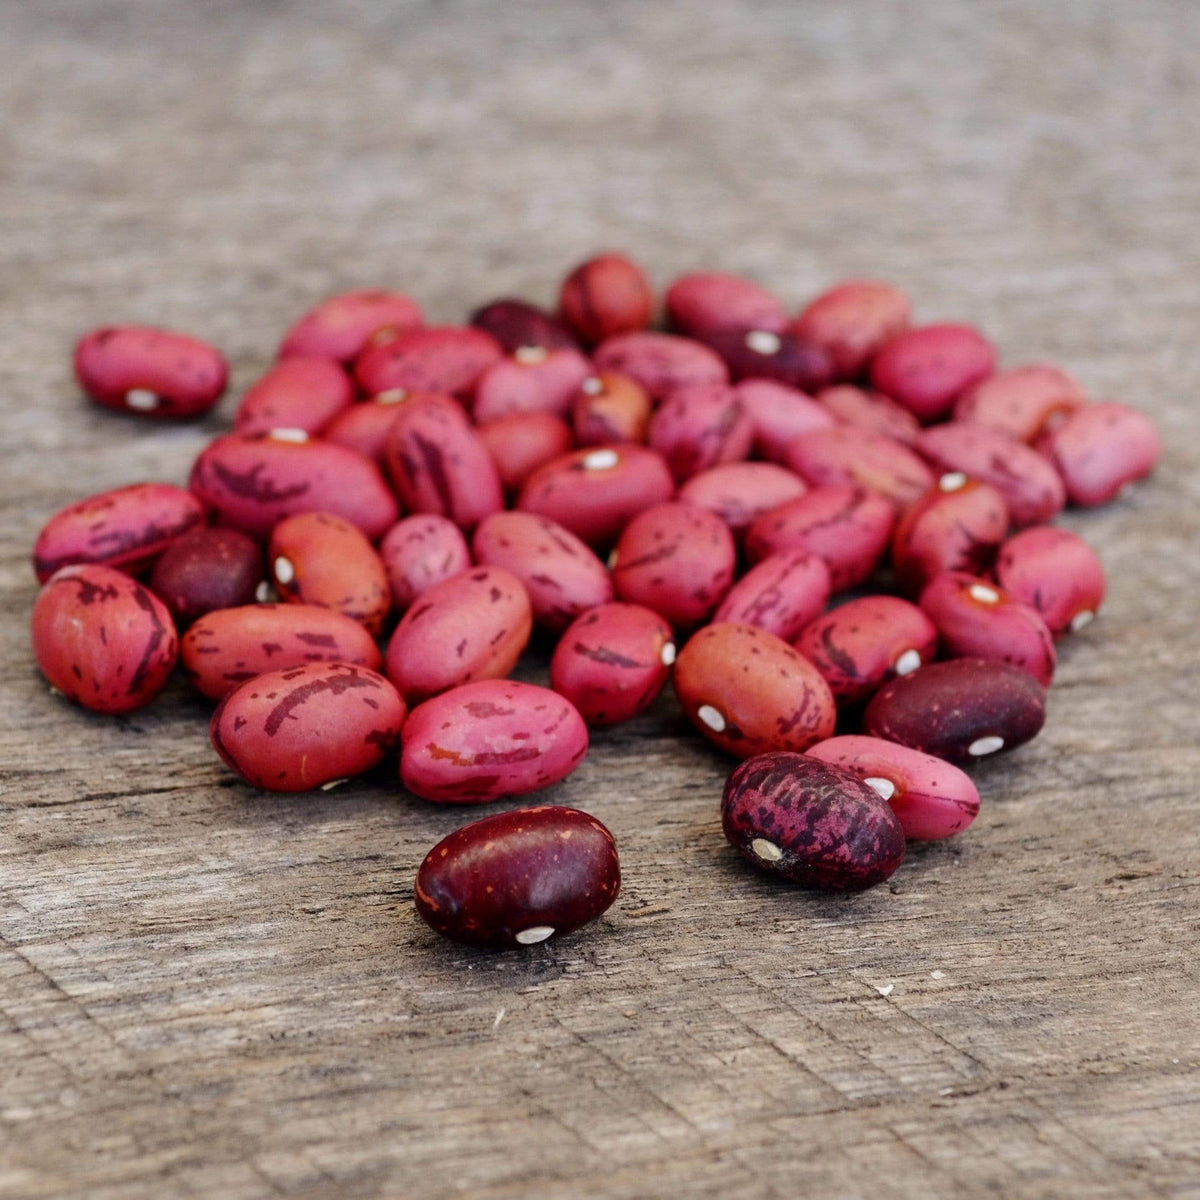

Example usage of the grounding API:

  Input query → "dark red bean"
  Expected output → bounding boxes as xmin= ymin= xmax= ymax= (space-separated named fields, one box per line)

xmin=148 ymin=527 xmax=265 ymax=627
xmin=994 ymin=526 xmax=1106 ymax=636
xmin=354 ymin=326 xmax=503 ymax=400
xmin=791 ymin=280 xmax=912 ymax=380
xmin=469 ymin=298 xmax=580 ymax=353
xmin=870 ymin=323 xmax=996 ymax=422
xmin=559 ymin=253 xmax=654 ymax=345
xmin=700 ymin=328 xmax=833 ymax=394
xmin=278 ymin=290 xmax=423 ymax=362
xmin=785 ymin=426 xmax=935 ymax=511
xmin=953 ymin=364 xmax=1085 ymax=442
xmin=647 ymin=382 xmax=754 ymax=483
xmin=233 ymin=356 xmax=354 ymax=436
xmin=1035 ymin=401 xmax=1161 ymax=506
xmin=665 ymin=272 xmax=788 ymax=338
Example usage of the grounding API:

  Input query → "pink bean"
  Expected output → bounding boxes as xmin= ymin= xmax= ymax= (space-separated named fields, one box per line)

xmin=953 ymin=364 xmax=1085 ymax=442
xmin=477 ymin=411 xmax=575 ymax=493
xmin=733 ymin=379 xmax=836 ymax=462
xmin=712 ymin=550 xmax=831 ymax=642
xmin=677 ymin=462 xmax=807 ymax=534
xmin=571 ymin=372 xmax=653 ymax=446
xmin=994 ymin=526 xmax=1106 ymax=636
xmin=320 ymin=391 xmax=438 ymax=464
xmin=1035 ymin=401 xmax=1161 ymax=506
xmin=785 ymin=426 xmax=935 ymax=511
xmin=817 ymin=384 xmax=922 ymax=445
xmin=665 ymin=271 xmax=788 ymax=338
xmin=379 ymin=515 xmax=472 ymax=613
xmin=647 ymin=382 xmax=754 ymax=483
xmin=870 ymin=323 xmax=996 ymax=421
xmin=559 ymin=253 xmax=654 ymax=345
xmin=354 ymin=325 xmax=503 ymax=400
xmin=592 ymin=332 xmax=729 ymax=401
xmin=278 ymin=289 xmax=423 ymax=362
xmin=472 ymin=347 xmax=593 ymax=422
xmin=791 ymin=280 xmax=912 ymax=380
xmin=233 ymin=356 xmax=354 ymax=436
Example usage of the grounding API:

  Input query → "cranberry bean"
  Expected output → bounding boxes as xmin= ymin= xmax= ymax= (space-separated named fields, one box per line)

xmin=233 ymin=356 xmax=354 ymax=436
xmin=785 ymin=426 xmax=935 ymax=511
xmin=181 ymin=604 xmax=382 ymax=700
xmin=414 ymin=806 xmax=620 ymax=948
xmin=559 ymin=253 xmax=654 ymax=345
xmin=745 ymin=486 xmax=896 ymax=591
xmin=665 ymin=272 xmax=788 ymax=338
xmin=571 ymin=372 xmax=653 ymax=446
xmin=269 ymin=512 xmax=391 ymax=636
xmin=713 ymin=551 xmax=831 ymax=642
xmin=791 ymin=280 xmax=912 ymax=380
xmin=516 ymin=445 xmax=675 ymax=549
xmin=817 ymin=385 xmax=921 ymax=445
xmin=211 ymin=662 xmax=405 ymax=792
xmin=733 ymin=379 xmax=836 ymax=462
xmin=469 ymin=298 xmax=579 ymax=353
xmin=700 ymin=328 xmax=832 ymax=393
xmin=148 ymin=527 xmax=265 ymax=627
xmin=550 ymin=603 xmax=675 ymax=726
xmin=473 ymin=512 xmax=613 ymax=633
xmin=806 ymin=736 xmax=980 ymax=842
xmin=647 ymin=382 xmax=754 ymax=483
xmin=953 ymin=364 xmax=1085 ymax=442
xmin=592 ymin=332 xmax=729 ymax=401
xmin=864 ymin=658 xmax=1046 ymax=763
xmin=354 ymin=326 xmax=503 ymax=400
xmin=33 ymin=482 xmax=205 ymax=583
xmin=673 ymin=623 xmax=836 ymax=758
xmin=722 ymin=753 xmax=905 ymax=891
xmin=385 ymin=566 xmax=532 ymax=703
xmin=32 ymin=564 xmax=178 ymax=714
xmin=400 ymin=681 xmax=588 ymax=804
xmin=278 ymin=290 xmax=423 ymax=362
xmin=870 ymin=323 xmax=996 ymax=421
xmin=472 ymin=347 xmax=593 ymax=423
xmin=74 ymin=325 xmax=228 ymax=419
xmin=379 ymin=515 xmax=472 ymax=613
xmin=1035 ymin=401 xmax=1161 ymax=506
xmin=320 ymin=390 xmax=436 ymax=464
xmin=995 ymin=526 xmax=1106 ymax=635
xmin=891 ymin=477 xmax=1009 ymax=596
xmin=477 ymin=411 xmax=574 ymax=493
xmin=189 ymin=431 xmax=399 ymax=542
xmin=612 ymin=502 xmax=735 ymax=629
xmin=677 ymin=462 xmax=806 ymax=535
xmin=794 ymin=595 xmax=938 ymax=706
xmin=916 ymin=422 xmax=1066 ymax=528
xmin=383 ymin=397 xmax=504 ymax=531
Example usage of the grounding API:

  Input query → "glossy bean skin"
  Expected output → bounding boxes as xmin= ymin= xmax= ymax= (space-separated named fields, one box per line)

xmin=793 ymin=595 xmax=938 ymax=706
xmin=817 ymin=385 xmax=921 ymax=445
xmin=806 ymin=735 xmax=980 ymax=841
xmin=472 ymin=348 xmax=593 ymax=423
xmin=673 ymin=623 xmax=836 ymax=758
xmin=74 ymin=325 xmax=228 ymax=419
xmin=713 ymin=551 xmax=831 ymax=642
xmin=592 ymin=332 xmax=729 ymax=401
xmin=148 ymin=527 xmax=265 ymax=627
xmin=189 ymin=432 xmax=399 ymax=542
xmin=319 ymin=391 xmax=425 ymax=463
xmin=571 ymin=372 xmax=653 ymax=446
xmin=722 ymin=752 xmax=905 ymax=891
xmin=677 ymin=462 xmax=806 ymax=535
xmin=559 ymin=253 xmax=654 ymax=345
xmin=891 ymin=478 xmax=1009 ymax=596
xmin=953 ymin=364 xmax=1085 ymax=442
xmin=916 ymin=422 xmax=1066 ymax=528
xmin=383 ymin=397 xmax=504 ymax=530
xmin=864 ymin=658 xmax=1046 ymax=764
xmin=995 ymin=526 xmax=1106 ymax=636
xmin=1035 ymin=401 xmax=1161 ymax=506
xmin=379 ymin=515 xmax=472 ymax=612
xmin=385 ymin=566 xmax=532 ymax=703
xmin=647 ymin=383 xmax=754 ymax=483
xmin=745 ymin=485 xmax=896 ymax=591
xmin=210 ymin=662 xmax=405 ymax=792
xmin=32 ymin=564 xmax=178 ymax=714
xmin=516 ymin=445 xmax=675 ymax=549
xmin=791 ymin=280 xmax=912 ymax=380
xmin=733 ymin=379 xmax=836 ymax=462
xmin=181 ymin=604 xmax=383 ymax=701
xmin=354 ymin=326 xmax=503 ymax=400
xmin=232 ymin=356 xmax=354 ymax=436
xmin=477 ymin=412 xmax=574 ymax=493
xmin=785 ymin=426 xmax=935 ymax=511
xmin=472 ymin=511 xmax=613 ymax=633
xmin=33 ymin=482 xmax=205 ymax=582
xmin=414 ymin=806 xmax=620 ymax=948
xmin=700 ymin=328 xmax=832 ymax=394
xmin=550 ymin=603 xmax=675 ymax=726
xmin=612 ymin=502 xmax=736 ymax=629
xmin=400 ymin=681 xmax=588 ymax=804
xmin=665 ymin=272 xmax=788 ymax=338
xmin=278 ymin=290 xmax=423 ymax=362
xmin=269 ymin=512 xmax=392 ymax=636
xmin=870 ymin=323 xmax=996 ymax=421
xmin=468 ymin=298 xmax=580 ymax=353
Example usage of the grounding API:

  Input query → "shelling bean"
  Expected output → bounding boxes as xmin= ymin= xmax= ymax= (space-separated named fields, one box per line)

xmin=647 ymin=382 xmax=754 ymax=483
xmin=953 ymin=364 xmax=1085 ymax=442
xmin=414 ymin=806 xmax=620 ymax=948
xmin=791 ymin=280 xmax=912 ymax=380
xmin=592 ymin=331 xmax=729 ymax=401
xmin=354 ymin=325 xmax=503 ymax=399
xmin=149 ymin=527 xmax=265 ymax=627
xmin=1035 ymin=401 xmax=1161 ymax=506
xmin=817 ymin=384 xmax=921 ymax=445
xmin=278 ymin=289 xmax=423 ymax=362
xmin=233 ymin=356 xmax=354 ymax=436
xmin=712 ymin=550 xmax=831 ymax=642
xmin=870 ymin=323 xmax=996 ymax=421
xmin=700 ymin=328 xmax=832 ymax=393
xmin=472 ymin=347 xmax=593 ymax=423
xmin=379 ymin=514 xmax=472 ymax=612
xmin=469 ymin=298 xmax=579 ymax=353
xmin=559 ymin=253 xmax=654 ymax=345
xmin=677 ymin=462 xmax=806 ymax=534
xmin=722 ymin=752 xmax=905 ymax=891
xmin=785 ymin=426 xmax=935 ymax=511
xmin=477 ymin=411 xmax=574 ymax=493
xmin=733 ymin=379 xmax=836 ymax=462
xmin=571 ymin=372 xmax=653 ymax=446
xmin=995 ymin=526 xmax=1106 ymax=636
xmin=320 ymin=390 xmax=437 ymax=464
xmin=665 ymin=272 xmax=788 ymax=338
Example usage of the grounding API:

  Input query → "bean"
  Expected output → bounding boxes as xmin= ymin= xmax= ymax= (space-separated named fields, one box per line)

xmin=385 ymin=566 xmax=532 ymax=703
xmin=559 ymin=253 xmax=654 ymax=345
xmin=647 ymin=382 xmax=754 ymax=483
xmin=713 ymin=551 xmax=831 ymax=642
xmin=278 ymin=289 xmax=423 ymax=362
xmin=612 ymin=502 xmax=736 ymax=629
xmin=550 ymin=602 xmax=675 ymax=726
xmin=477 ymin=411 xmax=575 ymax=493
xmin=864 ymin=658 xmax=1046 ymax=763
xmin=995 ymin=526 xmax=1106 ymax=635
xmin=233 ymin=356 xmax=354 ymax=436
xmin=953 ymin=364 xmax=1085 ymax=442
xmin=870 ymin=323 xmax=996 ymax=421
xmin=33 ymin=482 xmax=205 ymax=582
xmin=677 ymin=461 xmax=807 ymax=534
xmin=379 ymin=515 xmax=472 ymax=613
xmin=320 ymin=390 xmax=432 ymax=464
xmin=32 ymin=564 xmax=178 ymax=714
xmin=806 ymin=735 xmax=980 ymax=841
xmin=785 ymin=426 xmax=935 ymax=511
xmin=571 ymin=372 xmax=653 ymax=446
xmin=665 ymin=271 xmax=788 ymax=338
xmin=210 ymin=662 xmax=405 ymax=792
xmin=472 ymin=347 xmax=593 ymax=423
xmin=400 ymin=680 xmax=589 ymax=803
xmin=1035 ymin=401 xmax=1161 ymax=506
xmin=148 ymin=527 xmax=265 ymax=627
xmin=181 ymin=603 xmax=382 ymax=700
xmin=733 ymin=379 xmax=836 ymax=462
xmin=469 ymin=298 xmax=579 ymax=353
xmin=592 ymin=331 xmax=729 ymax=401
xmin=791 ymin=280 xmax=912 ymax=380
xmin=189 ymin=431 xmax=400 ymax=541
xmin=414 ymin=805 xmax=620 ymax=948
xmin=354 ymin=325 xmax=503 ymax=400
xmin=74 ymin=325 xmax=228 ymax=419
xmin=673 ymin=623 xmax=836 ymax=758
xmin=722 ymin=752 xmax=905 ymax=891
xmin=700 ymin=328 xmax=832 ymax=394
xmin=817 ymin=384 xmax=921 ymax=445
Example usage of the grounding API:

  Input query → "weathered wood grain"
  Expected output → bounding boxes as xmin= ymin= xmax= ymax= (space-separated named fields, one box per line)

xmin=1 ymin=2 xmax=1199 ymax=1197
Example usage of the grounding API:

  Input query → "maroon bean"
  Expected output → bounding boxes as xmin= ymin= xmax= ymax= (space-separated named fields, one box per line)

xmin=864 ymin=658 xmax=1046 ymax=763
xmin=559 ymin=253 xmax=654 ymax=345
xmin=700 ymin=328 xmax=832 ymax=393
xmin=995 ymin=526 xmax=1106 ymax=636
xmin=148 ymin=527 xmax=265 ymax=627
xmin=414 ymin=805 xmax=620 ymax=948
xmin=665 ymin=272 xmax=788 ymax=338
xmin=785 ymin=426 xmax=935 ymax=511
xmin=722 ymin=752 xmax=905 ymax=891
xmin=74 ymin=325 xmax=228 ymax=419
xmin=472 ymin=347 xmax=593 ymax=423
xmin=320 ymin=390 xmax=438 ymax=464
xmin=571 ymin=371 xmax=653 ymax=446
xmin=677 ymin=462 xmax=807 ymax=534
xmin=477 ymin=411 xmax=575 ymax=493
xmin=713 ymin=551 xmax=831 ymax=642
xmin=791 ymin=280 xmax=912 ymax=380
xmin=379 ymin=514 xmax=472 ymax=613
xmin=953 ymin=364 xmax=1085 ymax=442
xmin=278 ymin=289 xmax=423 ymax=362
xmin=233 ymin=356 xmax=354 ymax=436
xmin=32 ymin=564 xmax=178 ymax=714
xmin=592 ymin=332 xmax=729 ymax=401
xmin=870 ymin=323 xmax=996 ymax=421
xmin=817 ymin=384 xmax=922 ymax=445
xmin=469 ymin=298 xmax=580 ymax=353
xmin=1035 ymin=401 xmax=1161 ymax=506
xmin=647 ymin=382 xmax=754 ymax=483
xmin=354 ymin=325 xmax=503 ymax=400
xmin=733 ymin=379 xmax=836 ymax=462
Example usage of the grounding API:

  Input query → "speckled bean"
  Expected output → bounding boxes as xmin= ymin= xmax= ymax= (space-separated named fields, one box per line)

xmin=571 ymin=372 xmax=653 ymax=446
xmin=278 ymin=290 xmax=423 ymax=362
xmin=784 ymin=426 xmax=935 ymax=511
xmin=700 ymin=328 xmax=832 ymax=394
xmin=469 ymin=298 xmax=579 ymax=353
xmin=665 ymin=272 xmax=788 ymax=338
xmin=791 ymin=280 xmax=912 ymax=380
xmin=592 ymin=332 xmax=729 ymax=401
xmin=712 ymin=551 xmax=831 ymax=642
xmin=354 ymin=325 xmax=503 ymax=400
xmin=320 ymin=390 xmax=438 ymax=463
xmin=1035 ymin=401 xmax=1161 ymax=506
xmin=472 ymin=347 xmax=593 ymax=423
xmin=870 ymin=323 xmax=996 ymax=422
xmin=233 ymin=356 xmax=354 ymax=436
xmin=953 ymin=364 xmax=1085 ymax=442
xmin=677 ymin=462 xmax=807 ymax=534
xmin=476 ymin=411 xmax=574 ymax=493
xmin=379 ymin=514 xmax=472 ymax=612
xmin=647 ymin=382 xmax=754 ymax=483
xmin=559 ymin=253 xmax=654 ymax=345
xmin=149 ymin=527 xmax=265 ymax=627
xmin=817 ymin=385 xmax=922 ymax=445
xmin=733 ymin=379 xmax=836 ymax=462
xmin=994 ymin=526 xmax=1106 ymax=636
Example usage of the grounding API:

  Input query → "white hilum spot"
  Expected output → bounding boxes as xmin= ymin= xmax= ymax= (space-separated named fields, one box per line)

xmin=660 ymin=642 xmax=677 ymax=666
xmin=269 ymin=428 xmax=308 ymax=443
xmin=697 ymin=704 xmax=726 ymax=732
xmin=582 ymin=376 xmax=604 ymax=395
xmin=745 ymin=330 xmax=781 ymax=355
xmin=968 ymin=583 xmax=1001 ymax=604
xmin=582 ymin=448 xmax=619 ymax=471
xmin=864 ymin=776 xmax=896 ymax=801
xmin=320 ymin=778 xmax=349 ymax=791
xmin=894 ymin=648 xmax=922 ymax=676
xmin=515 ymin=345 xmax=548 ymax=364
xmin=255 ymin=581 xmax=274 ymax=603
xmin=274 ymin=557 xmax=295 ymax=585
xmin=751 ymin=838 xmax=783 ymax=862
xmin=125 ymin=388 xmax=160 ymax=411
xmin=607 ymin=548 xmax=619 ymax=569
xmin=968 ymin=735 xmax=1005 ymax=756
xmin=377 ymin=388 xmax=408 ymax=404
xmin=1070 ymin=609 xmax=1095 ymax=632
xmin=515 ymin=926 xmax=554 ymax=945
xmin=939 ymin=472 xmax=968 ymax=492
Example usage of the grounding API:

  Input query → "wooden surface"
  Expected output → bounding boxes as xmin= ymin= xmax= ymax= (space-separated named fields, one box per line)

xmin=2 ymin=2 xmax=1199 ymax=1197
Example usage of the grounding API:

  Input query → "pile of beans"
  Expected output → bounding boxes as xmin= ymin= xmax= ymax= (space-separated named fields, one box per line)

xmin=32 ymin=258 xmax=1161 ymax=949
